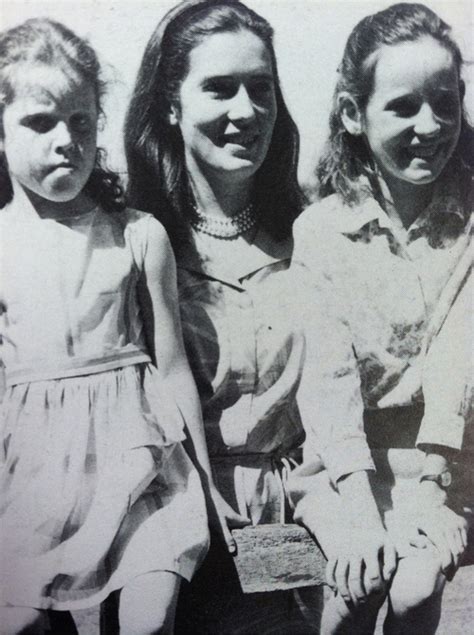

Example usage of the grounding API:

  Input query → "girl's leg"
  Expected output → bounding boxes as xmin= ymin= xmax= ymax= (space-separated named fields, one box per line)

xmin=384 ymin=551 xmax=445 ymax=635
xmin=0 ymin=607 xmax=47 ymax=635
xmin=321 ymin=587 xmax=386 ymax=635
xmin=119 ymin=571 xmax=181 ymax=635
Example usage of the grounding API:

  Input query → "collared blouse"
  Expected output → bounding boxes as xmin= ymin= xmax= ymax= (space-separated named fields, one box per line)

xmin=175 ymin=228 xmax=305 ymax=459
xmin=292 ymin=176 xmax=472 ymax=486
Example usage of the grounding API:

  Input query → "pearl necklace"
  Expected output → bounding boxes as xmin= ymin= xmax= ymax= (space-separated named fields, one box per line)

xmin=190 ymin=203 xmax=257 ymax=238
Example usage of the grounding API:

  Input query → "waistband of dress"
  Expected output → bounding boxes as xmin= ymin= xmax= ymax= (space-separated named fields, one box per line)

xmin=6 ymin=350 xmax=152 ymax=386
xmin=210 ymin=447 xmax=303 ymax=465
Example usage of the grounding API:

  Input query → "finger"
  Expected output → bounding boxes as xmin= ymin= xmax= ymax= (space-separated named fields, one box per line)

xmin=446 ymin=529 xmax=463 ymax=570
xmin=408 ymin=528 xmax=429 ymax=549
xmin=347 ymin=556 xmax=365 ymax=605
xmin=326 ymin=558 xmax=337 ymax=591
xmin=430 ymin=530 xmax=453 ymax=572
xmin=382 ymin=542 xmax=397 ymax=581
xmin=364 ymin=551 xmax=383 ymax=595
xmin=334 ymin=559 xmax=351 ymax=604
xmin=223 ymin=525 xmax=237 ymax=555
xmin=459 ymin=524 xmax=468 ymax=550
xmin=226 ymin=511 xmax=251 ymax=529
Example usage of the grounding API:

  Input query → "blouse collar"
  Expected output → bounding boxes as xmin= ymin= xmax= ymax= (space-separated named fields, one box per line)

xmin=175 ymin=225 xmax=292 ymax=287
xmin=340 ymin=173 xmax=469 ymax=238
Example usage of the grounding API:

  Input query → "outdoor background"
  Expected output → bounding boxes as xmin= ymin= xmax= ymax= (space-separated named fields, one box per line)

xmin=2 ymin=0 xmax=473 ymax=189
xmin=1 ymin=1 xmax=472 ymax=633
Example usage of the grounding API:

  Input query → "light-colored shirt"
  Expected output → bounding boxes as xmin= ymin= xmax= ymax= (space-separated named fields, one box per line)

xmin=175 ymin=228 xmax=305 ymax=459
xmin=292 ymin=177 xmax=472 ymax=485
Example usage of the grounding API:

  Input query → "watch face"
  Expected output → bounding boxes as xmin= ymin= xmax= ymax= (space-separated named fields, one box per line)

xmin=440 ymin=471 xmax=452 ymax=488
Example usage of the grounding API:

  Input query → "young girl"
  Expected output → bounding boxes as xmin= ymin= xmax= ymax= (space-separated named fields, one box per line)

xmin=0 ymin=17 xmax=228 ymax=635
xmin=288 ymin=3 xmax=472 ymax=634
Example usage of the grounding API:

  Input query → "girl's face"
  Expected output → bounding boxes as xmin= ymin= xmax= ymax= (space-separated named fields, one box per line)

xmin=2 ymin=64 xmax=98 ymax=211
xmin=171 ymin=29 xmax=277 ymax=185
xmin=360 ymin=36 xmax=462 ymax=194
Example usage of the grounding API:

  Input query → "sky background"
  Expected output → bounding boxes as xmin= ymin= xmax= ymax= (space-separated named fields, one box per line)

xmin=2 ymin=0 xmax=472 ymax=187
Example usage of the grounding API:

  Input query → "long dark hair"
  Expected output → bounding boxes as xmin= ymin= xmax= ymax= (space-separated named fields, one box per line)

xmin=317 ymin=2 xmax=473 ymax=205
xmin=125 ymin=0 xmax=303 ymax=247
xmin=0 ymin=18 xmax=123 ymax=212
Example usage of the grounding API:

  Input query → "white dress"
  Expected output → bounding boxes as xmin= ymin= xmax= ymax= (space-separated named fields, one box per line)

xmin=0 ymin=205 xmax=209 ymax=610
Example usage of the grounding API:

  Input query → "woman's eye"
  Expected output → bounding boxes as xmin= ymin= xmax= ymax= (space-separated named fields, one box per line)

xmin=249 ymin=79 xmax=274 ymax=100
xmin=71 ymin=114 xmax=93 ymax=133
xmin=25 ymin=115 xmax=55 ymax=133
xmin=433 ymin=94 xmax=459 ymax=119
xmin=204 ymin=80 xmax=236 ymax=99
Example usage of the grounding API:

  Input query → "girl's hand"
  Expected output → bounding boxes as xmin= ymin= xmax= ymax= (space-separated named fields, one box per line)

xmin=409 ymin=501 xmax=468 ymax=574
xmin=206 ymin=485 xmax=251 ymax=554
xmin=326 ymin=524 xmax=397 ymax=606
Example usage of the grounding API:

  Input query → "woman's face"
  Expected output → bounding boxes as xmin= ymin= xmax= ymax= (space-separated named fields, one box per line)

xmin=170 ymin=29 xmax=277 ymax=185
xmin=360 ymin=36 xmax=462 ymax=194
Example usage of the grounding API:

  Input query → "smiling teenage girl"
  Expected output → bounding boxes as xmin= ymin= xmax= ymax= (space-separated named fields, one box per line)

xmin=123 ymin=1 xmax=322 ymax=632
xmin=0 ymin=18 xmax=214 ymax=635
xmin=289 ymin=3 xmax=472 ymax=634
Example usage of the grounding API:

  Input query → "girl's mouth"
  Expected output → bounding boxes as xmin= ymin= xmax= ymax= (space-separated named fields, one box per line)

xmin=406 ymin=143 xmax=440 ymax=159
xmin=222 ymin=132 xmax=259 ymax=148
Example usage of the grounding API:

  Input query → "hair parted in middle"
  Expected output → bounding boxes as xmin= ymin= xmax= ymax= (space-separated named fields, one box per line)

xmin=316 ymin=2 xmax=473 ymax=205
xmin=125 ymin=0 xmax=303 ymax=247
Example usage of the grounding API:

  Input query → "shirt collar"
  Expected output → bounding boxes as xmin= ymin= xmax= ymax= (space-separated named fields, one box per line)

xmin=340 ymin=174 xmax=469 ymax=238
xmin=175 ymin=226 xmax=292 ymax=286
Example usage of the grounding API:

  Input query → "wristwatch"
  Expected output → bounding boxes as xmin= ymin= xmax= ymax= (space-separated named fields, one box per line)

xmin=419 ymin=469 xmax=452 ymax=489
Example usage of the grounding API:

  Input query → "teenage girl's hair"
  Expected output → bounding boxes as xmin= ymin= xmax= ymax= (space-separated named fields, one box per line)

xmin=125 ymin=0 xmax=303 ymax=247
xmin=317 ymin=2 xmax=473 ymax=204
xmin=0 ymin=17 xmax=123 ymax=211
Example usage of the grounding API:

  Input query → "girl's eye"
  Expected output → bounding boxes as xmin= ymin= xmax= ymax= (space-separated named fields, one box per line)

xmin=387 ymin=98 xmax=420 ymax=118
xmin=70 ymin=114 xmax=93 ymax=133
xmin=204 ymin=79 xmax=236 ymax=99
xmin=25 ymin=115 xmax=55 ymax=133
xmin=432 ymin=94 xmax=459 ymax=119
xmin=249 ymin=79 xmax=274 ymax=101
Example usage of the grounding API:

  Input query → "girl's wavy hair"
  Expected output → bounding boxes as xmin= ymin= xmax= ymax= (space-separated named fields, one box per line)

xmin=317 ymin=2 xmax=473 ymax=204
xmin=0 ymin=18 xmax=123 ymax=211
xmin=125 ymin=0 xmax=304 ymax=247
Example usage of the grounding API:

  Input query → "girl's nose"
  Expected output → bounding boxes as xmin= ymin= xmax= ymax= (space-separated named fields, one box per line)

xmin=53 ymin=121 xmax=75 ymax=152
xmin=413 ymin=103 xmax=441 ymax=137
xmin=228 ymin=86 xmax=256 ymax=122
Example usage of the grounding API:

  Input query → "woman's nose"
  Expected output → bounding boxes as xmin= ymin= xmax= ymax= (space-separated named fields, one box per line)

xmin=413 ymin=103 xmax=441 ymax=137
xmin=228 ymin=86 xmax=256 ymax=122
xmin=53 ymin=121 xmax=75 ymax=152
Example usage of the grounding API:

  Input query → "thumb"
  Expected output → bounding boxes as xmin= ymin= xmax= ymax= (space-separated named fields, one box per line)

xmin=226 ymin=509 xmax=252 ymax=529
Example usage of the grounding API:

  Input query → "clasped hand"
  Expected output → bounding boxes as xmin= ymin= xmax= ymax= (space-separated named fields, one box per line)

xmin=326 ymin=524 xmax=397 ymax=606
xmin=409 ymin=499 xmax=469 ymax=575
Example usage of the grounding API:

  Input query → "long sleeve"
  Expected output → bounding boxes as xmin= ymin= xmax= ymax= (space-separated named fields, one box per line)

xmin=292 ymin=216 xmax=375 ymax=487
xmin=417 ymin=269 xmax=473 ymax=452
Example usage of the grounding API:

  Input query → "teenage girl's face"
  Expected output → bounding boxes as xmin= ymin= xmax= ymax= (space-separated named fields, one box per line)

xmin=361 ymin=36 xmax=462 ymax=194
xmin=171 ymin=29 xmax=277 ymax=185
xmin=2 ymin=65 xmax=98 ymax=211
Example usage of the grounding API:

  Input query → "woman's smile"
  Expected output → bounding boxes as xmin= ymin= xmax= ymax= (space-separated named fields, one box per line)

xmin=171 ymin=29 xmax=277 ymax=183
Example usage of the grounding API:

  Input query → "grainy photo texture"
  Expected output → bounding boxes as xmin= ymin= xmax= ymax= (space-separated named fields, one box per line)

xmin=0 ymin=1 xmax=472 ymax=634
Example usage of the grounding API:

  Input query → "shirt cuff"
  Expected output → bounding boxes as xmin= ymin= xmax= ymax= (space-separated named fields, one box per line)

xmin=322 ymin=437 xmax=375 ymax=486
xmin=416 ymin=411 xmax=465 ymax=452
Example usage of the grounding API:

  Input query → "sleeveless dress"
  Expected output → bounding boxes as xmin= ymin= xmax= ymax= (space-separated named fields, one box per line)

xmin=0 ymin=204 xmax=209 ymax=611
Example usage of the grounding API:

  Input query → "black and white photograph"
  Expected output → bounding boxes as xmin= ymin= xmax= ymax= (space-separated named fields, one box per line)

xmin=0 ymin=1 xmax=472 ymax=633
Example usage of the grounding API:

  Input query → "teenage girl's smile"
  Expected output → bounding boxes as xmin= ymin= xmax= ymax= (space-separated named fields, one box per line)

xmin=361 ymin=36 xmax=462 ymax=193
xmin=170 ymin=29 xmax=277 ymax=183
xmin=2 ymin=64 xmax=98 ymax=211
